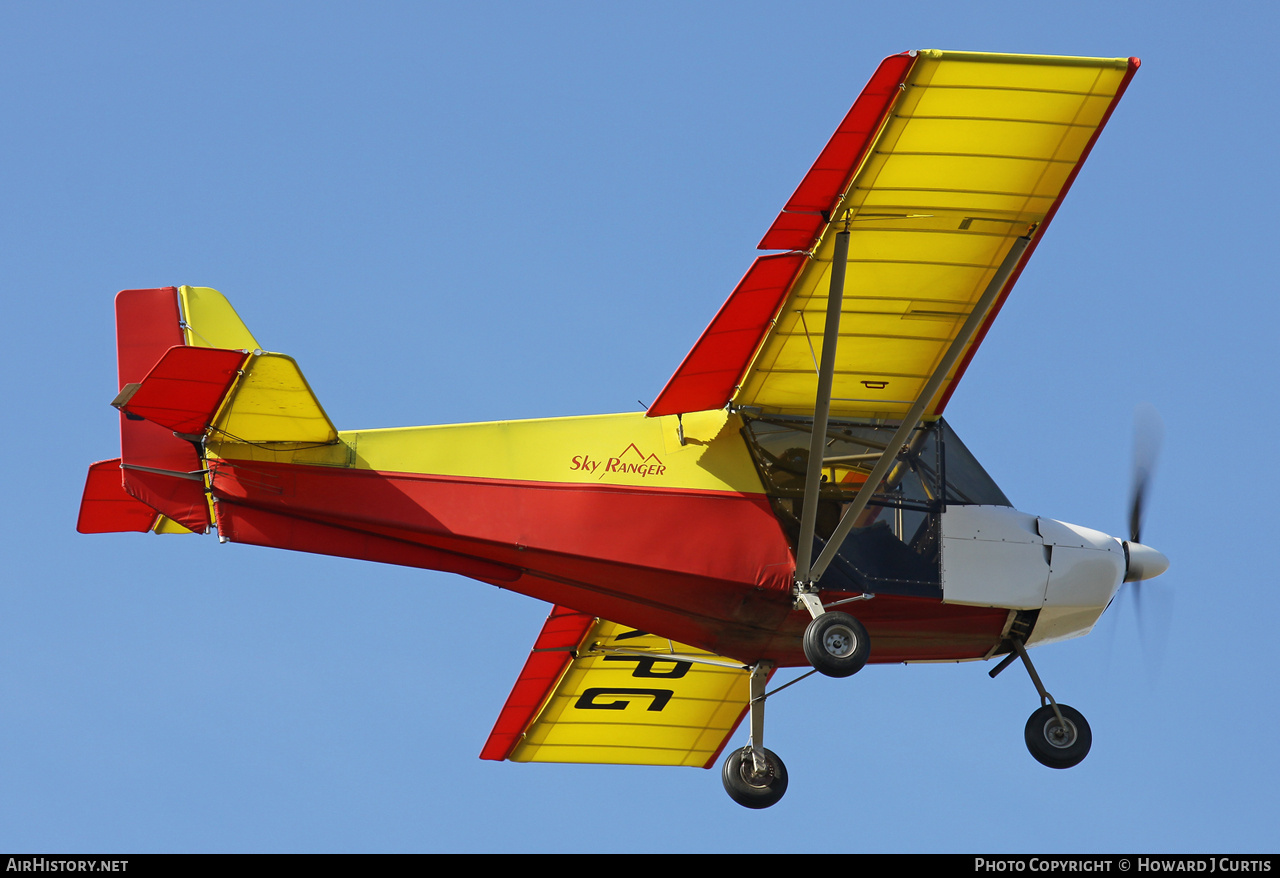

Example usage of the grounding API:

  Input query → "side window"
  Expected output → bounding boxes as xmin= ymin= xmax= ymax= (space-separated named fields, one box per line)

xmin=740 ymin=416 xmax=1009 ymax=597
xmin=936 ymin=420 xmax=1013 ymax=507
xmin=741 ymin=416 xmax=944 ymax=596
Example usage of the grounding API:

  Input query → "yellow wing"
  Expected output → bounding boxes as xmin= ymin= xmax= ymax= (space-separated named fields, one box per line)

xmin=482 ymin=608 xmax=753 ymax=768
xmin=650 ymin=50 xmax=1139 ymax=419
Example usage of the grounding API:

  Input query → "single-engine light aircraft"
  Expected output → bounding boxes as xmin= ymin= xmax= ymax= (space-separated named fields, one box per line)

xmin=79 ymin=50 xmax=1166 ymax=808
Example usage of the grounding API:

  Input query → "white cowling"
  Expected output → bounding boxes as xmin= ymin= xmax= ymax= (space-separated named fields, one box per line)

xmin=939 ymin=506 xmax=1161 ymax=646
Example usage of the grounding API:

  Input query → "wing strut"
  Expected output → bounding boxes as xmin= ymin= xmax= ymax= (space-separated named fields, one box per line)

xmin=806 ymin=234 xmax=1033 ymax=588
xmin=794 ymin=227 xmax=851 ymax=585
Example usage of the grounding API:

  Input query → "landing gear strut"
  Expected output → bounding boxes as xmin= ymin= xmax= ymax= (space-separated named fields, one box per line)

xmin=991 ymin=637 xmax=1092 ymax=769
xmin=721 ymin=661 xmax=789 ymax=808
xmin=724 ymin=585 xmax=871 ymax=806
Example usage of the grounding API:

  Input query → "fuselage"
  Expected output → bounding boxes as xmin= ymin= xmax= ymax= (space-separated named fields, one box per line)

xmin=202 ymin=407 xmax=1101 ymax=666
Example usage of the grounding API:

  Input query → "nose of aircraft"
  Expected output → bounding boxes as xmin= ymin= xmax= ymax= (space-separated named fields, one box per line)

xmin=1123 ymin=541 xmax=1169 ymax=582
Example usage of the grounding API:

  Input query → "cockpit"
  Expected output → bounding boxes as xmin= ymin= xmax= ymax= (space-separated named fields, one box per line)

xmin=741 ymin=415 xmax=1010 ymax=598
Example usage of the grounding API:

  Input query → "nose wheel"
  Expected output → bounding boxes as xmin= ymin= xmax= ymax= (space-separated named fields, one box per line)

xmin=1025 ymin=703 xmax=1091 ymax=768
xmin=991 ymin=636 xmax=1093 ymax=769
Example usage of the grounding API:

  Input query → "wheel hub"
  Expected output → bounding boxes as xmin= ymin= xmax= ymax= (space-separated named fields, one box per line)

xmin=823 ymin=625 xmax=856 ymax=657
xmin=740 ymin=751 xmax=775 ymax=787
xmin=1044 ymin=717 xmax=1077 ymax=749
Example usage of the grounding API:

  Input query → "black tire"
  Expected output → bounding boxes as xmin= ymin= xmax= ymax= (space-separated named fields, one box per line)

xmin=802 ymin=611 xmax=870 ymax=678
xmin=1024 ymin=703 xmax=1092 ymax=769
xmin=721 ymin=746 xmax=788 ymax=809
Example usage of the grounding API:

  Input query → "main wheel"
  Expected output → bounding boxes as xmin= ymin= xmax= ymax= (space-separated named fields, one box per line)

xmin=802 ymin=611 xmax=870 ymax=678
xmin=722 ymin=746 xmax=788 ymax=809
xmin=1024 ymin=703 xmax=1092 ymax=769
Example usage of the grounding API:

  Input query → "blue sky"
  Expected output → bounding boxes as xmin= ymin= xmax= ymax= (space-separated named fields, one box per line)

xmin=2 ymin=0 xmax=1276 ymax=853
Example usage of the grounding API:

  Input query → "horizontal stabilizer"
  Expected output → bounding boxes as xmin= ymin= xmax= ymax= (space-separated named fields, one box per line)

xmin=482 ymin=607 xmax=752 ymax=768
xmin=212 ymin=353 xmax=337 ymax=444
xmin=77 ymin=459 xmax=157 ymax=534
xmin=114 ymin=346 xmax=249 ymax=434
xmin=122 ymin=465 xmax=212 ymax=533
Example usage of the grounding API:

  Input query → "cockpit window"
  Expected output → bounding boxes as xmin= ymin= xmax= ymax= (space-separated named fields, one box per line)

xmin=742 ymin=415 xmax=1009 ymax=512
xmin=933 ymin=419 xmax=1012 ymax=507
xmin=740 ymin=415 xmax=1009 ymax=597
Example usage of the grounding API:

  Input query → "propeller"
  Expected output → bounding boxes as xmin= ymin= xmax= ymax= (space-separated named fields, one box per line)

xmin=1123 ymin=404 xmax=1169 ymax=587
xmin=1121 ymin=403 xmax=1171 ymax=677
xmin=1128 ymin=402 xmax=1163 ymax=547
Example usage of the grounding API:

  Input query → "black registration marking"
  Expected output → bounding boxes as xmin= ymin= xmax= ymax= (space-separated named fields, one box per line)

xmin=603 ymin=655 xmax=691 ymax=679
xmin=574 ymin=688 xmax=674 ymax=712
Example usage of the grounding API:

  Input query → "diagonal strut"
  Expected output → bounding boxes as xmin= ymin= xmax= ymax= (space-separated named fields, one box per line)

xmin=807 ymin=234 xmax=1033 ymax=585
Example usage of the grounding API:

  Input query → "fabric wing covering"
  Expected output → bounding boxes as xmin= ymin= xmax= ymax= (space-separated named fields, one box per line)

xmin=482 ymin=607 xmax=753 ymax=768
xmin=649 ymin=50 xmax=1139 ymax=419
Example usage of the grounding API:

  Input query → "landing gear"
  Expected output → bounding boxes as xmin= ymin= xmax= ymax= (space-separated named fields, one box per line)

xmin=721 ymin=746 xmax=788 ymax=809
xmin=718 ymin=597 xmax=871 ymax=806
xmin=1025 ymin=703 xmax=1091 ymax=768
xmin=721 ymin=661 xmax=790 ymax=808
xmin=802 ymin=611 xmax=870 ymax=678
xmin=990 ymin=636 xmax=1093 ymax=769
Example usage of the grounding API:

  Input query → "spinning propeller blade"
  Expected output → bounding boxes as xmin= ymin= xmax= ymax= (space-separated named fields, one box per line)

xmin=1123 ymin=404 xmax=1168 ymax=587
xmin=1121 ymin=404 xmax=1171 ymax=673
xmin=1129 ymin=402 xmax=1163 ymax=546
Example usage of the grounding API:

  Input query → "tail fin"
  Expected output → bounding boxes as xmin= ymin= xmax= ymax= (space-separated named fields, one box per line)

xmin=175 ymin=285 xmax=260 ymax=351
xmin=77 ymin=286 xmax=335 ymax=536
